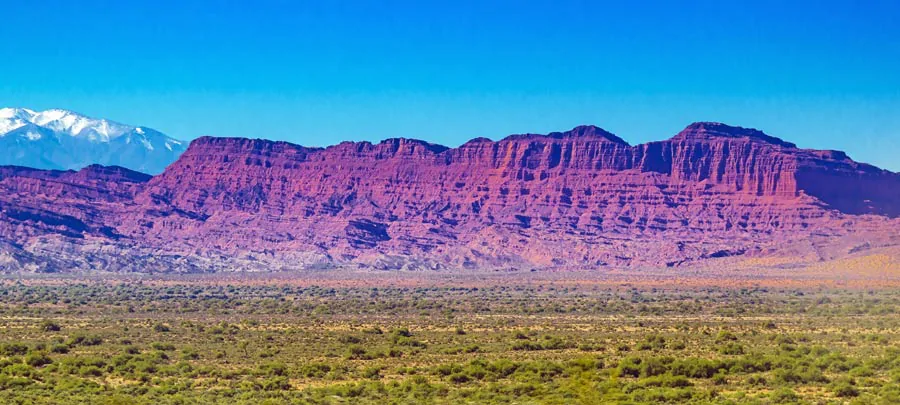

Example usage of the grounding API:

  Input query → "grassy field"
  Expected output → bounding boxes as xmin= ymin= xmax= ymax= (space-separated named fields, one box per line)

xmin=0 ymin=273 xmax=898 ymax=404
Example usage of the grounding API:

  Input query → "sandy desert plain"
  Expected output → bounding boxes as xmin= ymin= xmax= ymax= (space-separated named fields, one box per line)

xmin=1 ymin=255 xmax=899 ymax=405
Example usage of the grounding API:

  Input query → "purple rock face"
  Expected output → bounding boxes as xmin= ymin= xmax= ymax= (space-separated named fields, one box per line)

xmin=1 ymin=123 xmax=898 ymax=272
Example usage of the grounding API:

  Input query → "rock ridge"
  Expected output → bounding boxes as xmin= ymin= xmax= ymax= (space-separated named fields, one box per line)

xmin=0 ymin=122 xmax=898 ymax=272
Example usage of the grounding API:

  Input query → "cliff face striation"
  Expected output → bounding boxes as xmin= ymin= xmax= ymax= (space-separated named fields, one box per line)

xmin=1 ymin=122 xmax=898 ymax=272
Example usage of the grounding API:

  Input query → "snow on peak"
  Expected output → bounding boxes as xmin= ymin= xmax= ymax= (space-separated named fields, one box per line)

xmin=0 ymin=107 xmax=180 ymax=150
xmin=3 ymin=108 xmax=130 ymax=140
xmin=26 ymin=108 xmax=133 ymax=141
xmin=0 ymin=107 xmax=37 ymax=119
xmin=0 ymin=108 xmax=37 ymax=134
xmin=0 ymin=107 xmax=187 ymax=174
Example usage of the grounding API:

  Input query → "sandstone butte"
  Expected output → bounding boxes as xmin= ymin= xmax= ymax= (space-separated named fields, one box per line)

xmin=1 ymin=122 xmax=898 ymax=273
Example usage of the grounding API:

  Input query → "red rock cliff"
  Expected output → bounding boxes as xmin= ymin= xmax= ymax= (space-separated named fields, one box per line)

xmin=1 ymin=122 xmax=898 ymax=270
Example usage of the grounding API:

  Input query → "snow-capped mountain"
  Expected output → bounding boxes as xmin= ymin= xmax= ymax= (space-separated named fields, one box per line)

xmin=0 ymin=108 xmax=185 ymax=174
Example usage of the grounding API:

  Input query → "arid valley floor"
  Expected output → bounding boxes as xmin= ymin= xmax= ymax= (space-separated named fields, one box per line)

xmin=1 ymin=261 xmax=899 ymax=404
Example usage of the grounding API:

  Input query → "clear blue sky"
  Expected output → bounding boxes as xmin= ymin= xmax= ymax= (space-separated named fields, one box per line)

xmin=2 ymin=0 xmax=898 ymax=170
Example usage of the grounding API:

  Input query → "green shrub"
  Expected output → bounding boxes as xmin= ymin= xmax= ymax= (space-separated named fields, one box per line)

xmin=640 ymin=334 xmax=667 ymax=350
xmin=0 ymin=343 xmax=29 ymax=356
xmin=300 ymin=363 xmax=332 ymax=378
xmin=180 ymin=348 xmax=199 ymax=360
xmin=260 ymin=376 xmax=292 ymax=391
xmin=344 ymin=345 xmax=372 ymax=360
xmin=24 ymin=352 xmax=52 ymax=367
xmin=640 ymin=357 xmax=671 ymax=377
xmin=715 ymin=331 xmax=738 ymax=343
xmin=391 ymin=327 xmax=412 ymax=338
xmin=40 ymin=320 xmax=62 ymax=332
xmin=618 ymin=357 xmax=642 ymax=378
xmin=362 ymin=366 xmax=383 ymax=379
xmin=832 ymin=382 xmax=859 ymax=397
xmin=449 ymin=372 xmax=470 ymax=384
xmin=258 ymin=362 xmax=287 ymax=377
xmin=150 ymin=342 xmax=176 ymax=351
xmin=718 ymin=342 xmax=745 ymax=355
xmin=747 ymin=375 xmax=767 ymax=386
xmin=50 ymin=344 xmax=69 ymax=354
xmin=769 ymin=387 xmax=799 ymax=403
xmin=66 ymin=334 xmax=103 ymax=347
xmin=670 ymin=358 xmax=722 ymax=378
xmin=712 ymin=373 xmax=728 ymax=385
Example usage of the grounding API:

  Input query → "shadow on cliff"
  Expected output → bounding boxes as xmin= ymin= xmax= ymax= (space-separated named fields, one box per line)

xmin=797 ymin=167 xmax=900 ymax=218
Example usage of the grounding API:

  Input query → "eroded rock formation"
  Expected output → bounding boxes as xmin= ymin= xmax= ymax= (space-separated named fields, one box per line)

xmin=1 ymin=122 xmax=897 ymax=272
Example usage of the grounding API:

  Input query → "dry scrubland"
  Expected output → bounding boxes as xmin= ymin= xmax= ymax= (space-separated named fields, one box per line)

xmin=0 ymin=269 xmax=899 ymax=404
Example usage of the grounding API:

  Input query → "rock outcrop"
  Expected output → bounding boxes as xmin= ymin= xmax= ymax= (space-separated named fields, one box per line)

xmin=1 ymin=122 xmax=898 ymax=272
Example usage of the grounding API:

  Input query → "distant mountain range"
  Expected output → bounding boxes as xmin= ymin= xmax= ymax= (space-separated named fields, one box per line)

xmin=0 ymin=121 xmax=898 ymax=273
xmin=0 ymin=108 xmax=185 ymax=174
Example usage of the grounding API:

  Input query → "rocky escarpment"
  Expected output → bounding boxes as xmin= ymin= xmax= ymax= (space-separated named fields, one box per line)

xmin=0 ymin=165 xmax=149 ymax=240
xmin=0 ymin=122 xmax=898 ymax=272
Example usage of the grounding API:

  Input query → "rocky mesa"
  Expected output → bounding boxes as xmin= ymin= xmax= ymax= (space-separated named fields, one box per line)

xmin=1 ymin=122 xmax=898 ymax=272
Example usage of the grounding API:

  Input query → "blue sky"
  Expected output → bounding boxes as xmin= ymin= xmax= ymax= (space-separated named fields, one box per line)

xmin=2 ymin=0 xmax=898 ymax=170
